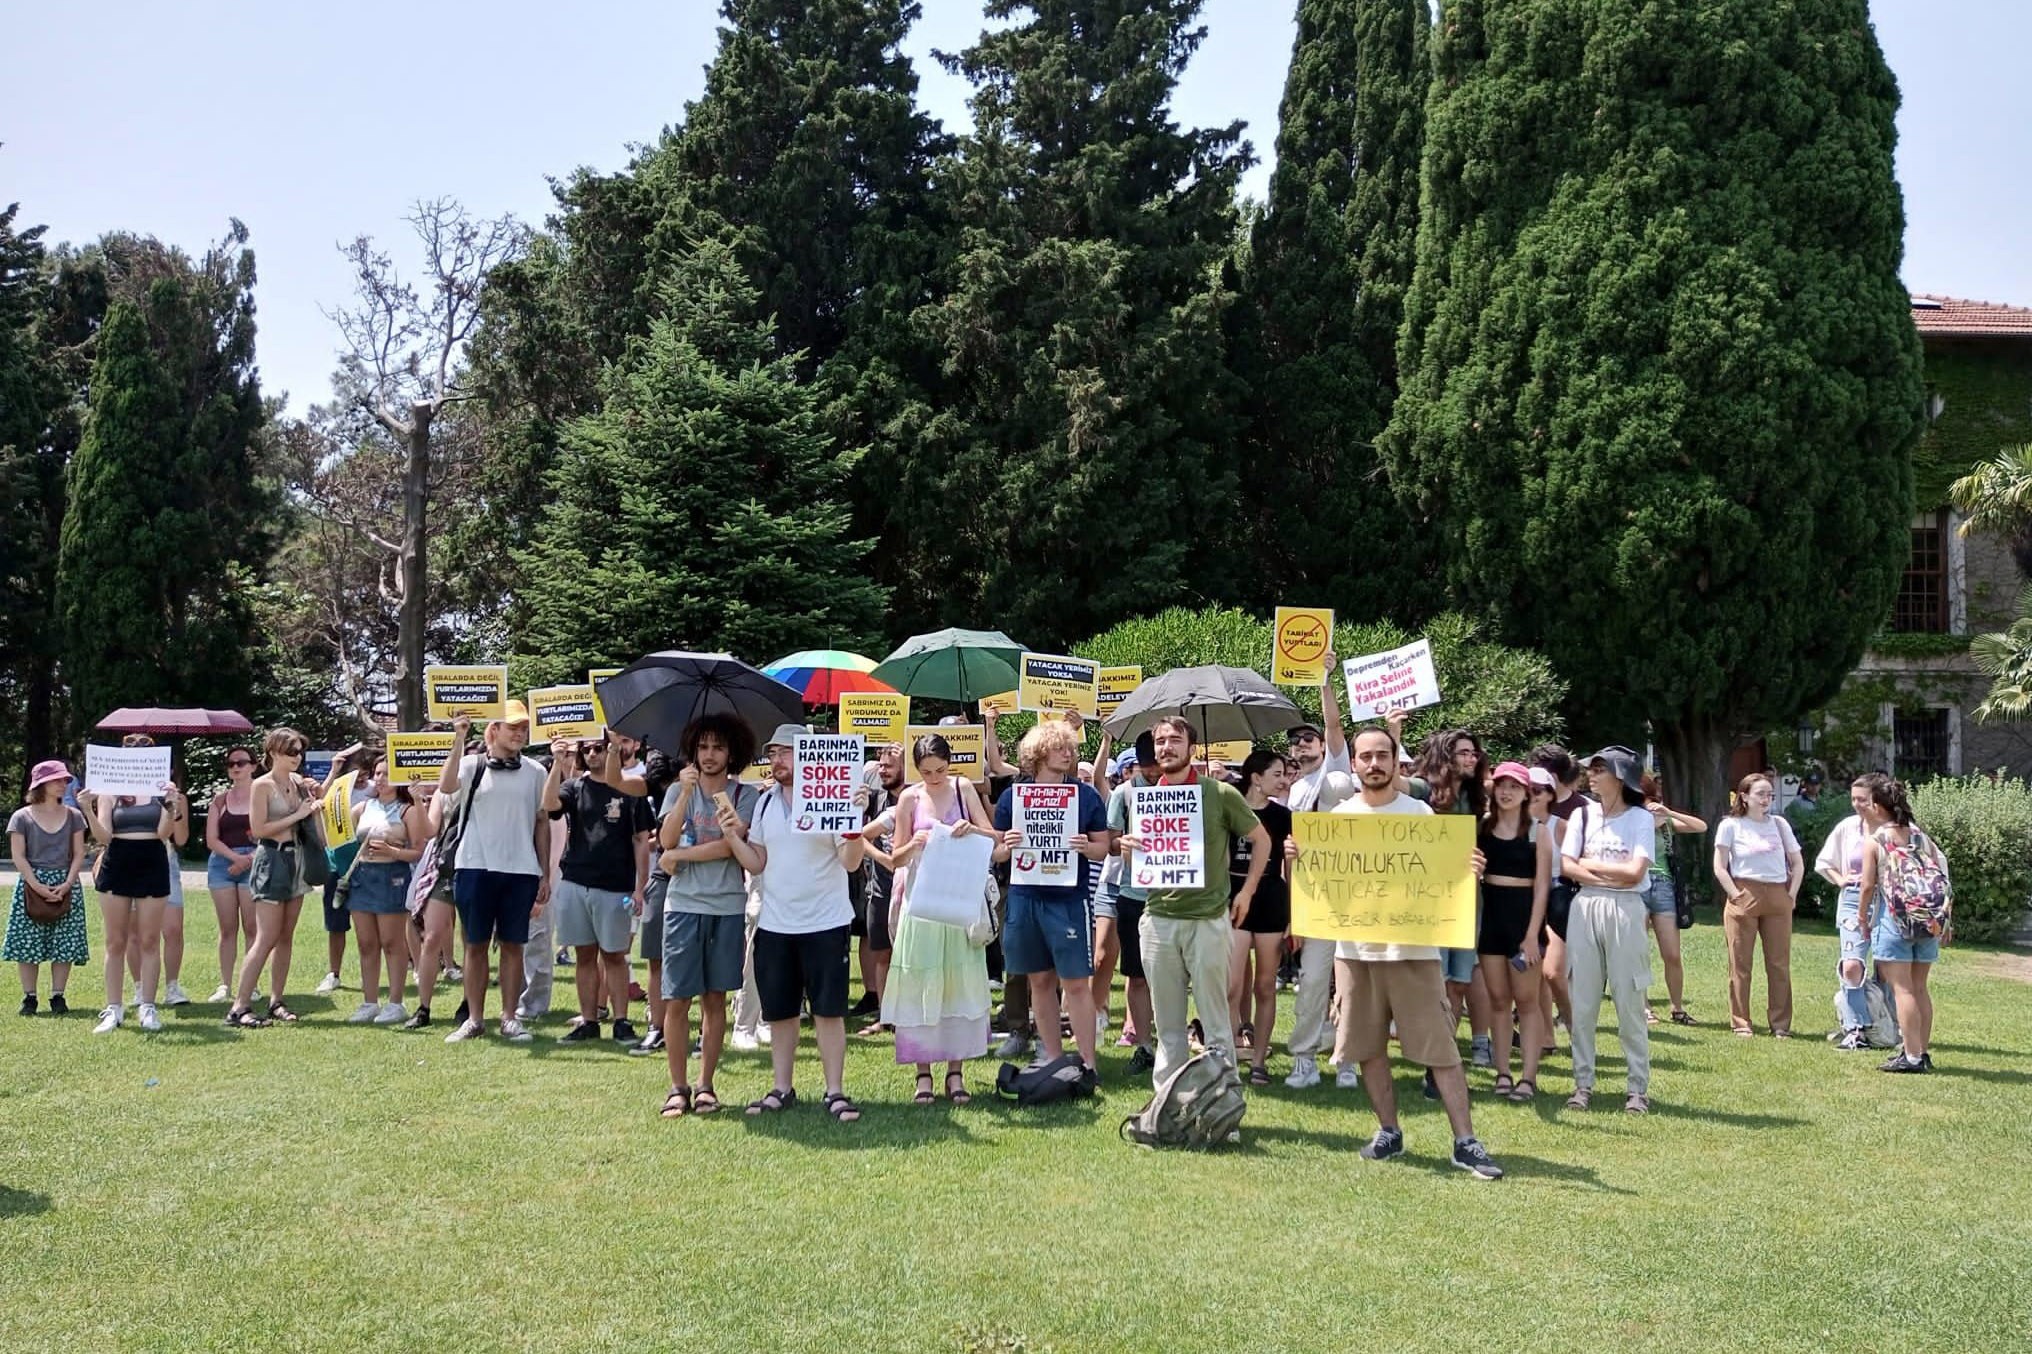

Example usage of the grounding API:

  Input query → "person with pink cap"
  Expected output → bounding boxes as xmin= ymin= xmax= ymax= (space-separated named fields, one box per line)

xmin=1475 ymin=761 xmax=1552 ymax=1100
xmin=6 ymin=760 xmax=89 ymax=1016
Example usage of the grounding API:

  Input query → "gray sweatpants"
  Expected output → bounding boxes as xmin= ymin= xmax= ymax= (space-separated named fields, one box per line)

xmin=1566 ymin=888 xmax=1651 ymax=1095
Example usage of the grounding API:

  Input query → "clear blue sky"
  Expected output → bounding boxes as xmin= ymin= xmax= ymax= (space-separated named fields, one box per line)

xmin=4 ymin=1 xmax=2025 ymax=415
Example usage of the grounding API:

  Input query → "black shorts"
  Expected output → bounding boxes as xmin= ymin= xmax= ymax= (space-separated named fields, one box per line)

xmin=1234 ymin=882 xmax=1291 ymax=935
xmin=99 ymin=839 xmax=171 ymax=899
xmin=1116 ymin=896 xmax=1147 ymax=981
xmin=453 ymin=868 xmax=539 ymax=947
xmin=753 ymin=925 xmax=851 ymax=1023
xmin=863 ymin=869 xmax=893 ymax=953
xmin=322 ymin=879 xmax=352 ymax=935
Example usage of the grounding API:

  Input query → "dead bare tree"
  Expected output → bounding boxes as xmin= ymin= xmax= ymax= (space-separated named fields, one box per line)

xmin=324 ymin=198 xmax=525 ymax=726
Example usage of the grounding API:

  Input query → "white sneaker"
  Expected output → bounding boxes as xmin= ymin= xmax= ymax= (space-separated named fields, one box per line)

xmin=314 ymin=972 xmax=341 ymax=995
xmin=756 ymin=1024 xmax=772 ymax=1046
xmin=163 ymin=981 xmax=191 ymax=1007
xmin=730 ymin=1030 xmax=760 ymax=1052
xmin=445 ymin=1019 xmax=485 ymax=1043
xmin=137 ymin=1003 xmax=162 ymax=1033
xmin=346 ymin=1001 xmax=380 ymax=1023
xmin=1335 ymin=1063 xmax=1362 ymax=1090
xmin=207 ymin=983 xmax=232 ymax=1003
xmin=499 ymin=1017 xmax=532 ymax=1043
xmin=93 ymin=1004 xmax=124 ymax=1034
xmin=1285 ymin=1053 xmax=1321 ymax=1089
xmin=373 ymin=1002 xmax=407 ymax=1025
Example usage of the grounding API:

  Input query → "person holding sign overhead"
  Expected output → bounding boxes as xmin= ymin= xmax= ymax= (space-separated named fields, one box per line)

xmin=1119 ymin=715 xmax=1269 ymax=1089
xmin=1293 ymin=726 xmax=1504 ymax=1179
xmin=88 ymin=741 xmax=188 ymax=1034
xmin=991 ymin=720 xmax=1113 ymax=1085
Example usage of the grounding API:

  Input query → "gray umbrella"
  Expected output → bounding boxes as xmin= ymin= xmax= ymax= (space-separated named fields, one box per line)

xmin=1099 ymin=665 xmax=1304 ymax=745
xmin=594 ymin=651 xmax=806 ymax=753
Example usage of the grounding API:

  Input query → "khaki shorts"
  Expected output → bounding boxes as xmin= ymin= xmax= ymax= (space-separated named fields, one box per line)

xmin=1334 ymin=957 xmax=1461 ymax=1069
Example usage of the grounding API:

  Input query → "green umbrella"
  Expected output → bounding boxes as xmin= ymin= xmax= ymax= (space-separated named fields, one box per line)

xmin=870 ymin=628 xmax=1025 ymax=703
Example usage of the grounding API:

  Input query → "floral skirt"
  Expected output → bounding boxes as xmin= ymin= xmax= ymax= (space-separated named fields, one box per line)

xmin=881 ymin=912 xmax=990 ymax=1065
xmin=3 ymin=868 xmax=89 ymax=964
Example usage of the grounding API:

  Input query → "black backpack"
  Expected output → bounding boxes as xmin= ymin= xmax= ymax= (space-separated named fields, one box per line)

xmin=995 ymin=1055 xmax=1092 ymax=1106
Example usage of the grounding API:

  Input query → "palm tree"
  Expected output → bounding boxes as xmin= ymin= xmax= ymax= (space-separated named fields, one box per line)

xmin=1950 ymin=443 xmax=2032 ymax=575
xmin=1972 ymin=583 xmax=2032 ymax=722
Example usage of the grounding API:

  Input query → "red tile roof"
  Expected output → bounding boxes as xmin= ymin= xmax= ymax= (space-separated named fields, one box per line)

xmin=1912 ymin=294 xmax=2032 ymax=337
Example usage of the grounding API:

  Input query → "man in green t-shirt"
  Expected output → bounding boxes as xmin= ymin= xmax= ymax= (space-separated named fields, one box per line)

xmin=1118 ymin=715 xmax=1269 ymax=1086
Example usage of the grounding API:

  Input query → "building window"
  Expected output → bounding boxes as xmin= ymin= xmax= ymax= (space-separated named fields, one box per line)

xmin=1893 ymin=708 xmax=1951 ymax=781
xmin=1892 ymin=513 xmax=1949 ymax=633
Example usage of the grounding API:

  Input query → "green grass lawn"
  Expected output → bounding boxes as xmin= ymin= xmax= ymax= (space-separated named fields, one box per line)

xmin=3 ymin=885 xmax=2030 ymax=1353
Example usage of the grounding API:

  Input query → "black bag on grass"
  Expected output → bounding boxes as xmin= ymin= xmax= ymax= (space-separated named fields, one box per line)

xmin=995 ymin=1055 xmax=1091 ymax=1106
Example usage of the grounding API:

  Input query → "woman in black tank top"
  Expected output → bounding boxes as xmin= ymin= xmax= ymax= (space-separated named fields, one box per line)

xmin=1476 ymin=763 xmax=1551 ymax=1100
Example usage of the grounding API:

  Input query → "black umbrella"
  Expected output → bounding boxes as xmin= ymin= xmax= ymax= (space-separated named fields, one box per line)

xmin=595 ymin=651 xmax=806 ymax=753
xmin=1100 ymin=665 xmax=1304 ymax=745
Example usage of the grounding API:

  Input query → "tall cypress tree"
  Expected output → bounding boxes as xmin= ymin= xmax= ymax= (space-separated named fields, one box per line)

xmin=1382 ymin=0 xmax=1923 ymax=814
xmin=1238 ymin=0 xmax=1431 ymax=621
xmin=0 ymin=205 xmax=58 ymax=789
xmin=891 ymin=0 xmax=1253 ymax=645
xmin=513 ymin=240 xmax=887 ymax=684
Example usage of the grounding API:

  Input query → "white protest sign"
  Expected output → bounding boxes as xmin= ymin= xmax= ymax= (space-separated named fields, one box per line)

xmin=791 ymin=733 xmax=864 ymax=836
xmin=1341 ymin=638 xmax=1442 ymax=720
xmin=1129 ymin=782 xmax=1206 ymax=892
xmin=84 ymin=744 xmax=174 ymax=797
xmin=1012 ymin=782 xmax=1080 ymax=889
xmin=902 ymin=822 xmax=995 ymax=930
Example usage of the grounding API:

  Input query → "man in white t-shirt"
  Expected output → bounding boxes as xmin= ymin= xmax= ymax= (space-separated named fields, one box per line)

xmin=723 ymin=724 xmax=870 ymax=1123
xmin=1284 ymin=657 xmax=1353 ymax=1088
xmin=1292 ymin=726 xmax=1503 ymax=1179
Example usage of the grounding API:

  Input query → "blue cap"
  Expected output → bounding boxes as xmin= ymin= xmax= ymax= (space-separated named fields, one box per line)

xmin=1111 ymin=749 xmax=1139 ymax=777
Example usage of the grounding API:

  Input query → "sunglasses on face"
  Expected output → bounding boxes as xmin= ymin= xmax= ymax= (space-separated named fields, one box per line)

xmin=227 ymin=759 xmax=253 ymax=769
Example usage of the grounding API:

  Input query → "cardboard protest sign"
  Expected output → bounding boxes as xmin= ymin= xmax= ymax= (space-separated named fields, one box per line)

xmin=386 ymin=732 xmax=456 ymax=785
xmin=1097 ymin=666 xmax=1143 ymax=717
xmin=1011 ymin=782 xmax=1080 ymax=888
xmin=1288 ymin=811 xmax=1476 ymax=948
xmin=1128 ymin=782 xmax=1206 ymax=891
xmin=1204 ymin=739 xmax=1254 ymax=765
xmin=838 ymin=691 xmax=909 ymax=747
xmin=741 ymin=754 xmax=773 ymax=784
xmin=905 ymin=724 xmax=986 ymax=783
xmin=1017 ymin=653 xmax=1099 ymax=717
xmin=320 ymin=771 xmax=358 ymax=848
xmin=1340 ymin=639 xmax=1442 ymax=720
xmin=529 ymin=685 xmax=599 ymax=742
xmin=587 ymin=668 xmax=622 ymax=727
xmin=424 ymin=665 xmax=508 ymax=721
xmin=978 ymin=690 xmax=1021 ymax=718
xmin=84 ymin=744 xmax=173 ymax=797
xmin=792 ymin=733 xmax=864 ymax=835
xmin=1273 ymin=606 xmax=1334 ymax=685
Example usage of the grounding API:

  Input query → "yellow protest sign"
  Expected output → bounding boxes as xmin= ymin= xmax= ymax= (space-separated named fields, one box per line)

xmin=386 ymin=732 xmax=457 ymax=786
xmin=424 ymin=665 xmax=508 ymax=721
xmin=1018 ymin=653 xmax=1099 ymax=717
xmin=588 ymin=668 xmax=622 ymax=727
xmin=839 ymin=691 xmax=909 ymax=747
xmin=740 ymin=754 xmax=774 ymax=784
xmin=1204 ymin=739 xmax=1254 ymax=765
xmin=979 ymin=689 xmax=1020 ymax=717
xmin=1273 ymin=606 xmax=1334 ymax=685
xmin=1289 ymin=811 xmax=1477 ymax=948
xmin=529 ymin=685 xmax=599 ymax=742
xmin=319 ymin=771 xmax=358 ymax=848
xmin=1097 ymin=666 xmax=1142 ymax=717
xmin=905 ymin=724 xmax=986 ymax=783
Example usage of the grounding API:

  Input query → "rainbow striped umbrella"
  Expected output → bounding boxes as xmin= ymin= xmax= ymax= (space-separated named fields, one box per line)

xmin=760 ymin=650 xmax=898 ymax=705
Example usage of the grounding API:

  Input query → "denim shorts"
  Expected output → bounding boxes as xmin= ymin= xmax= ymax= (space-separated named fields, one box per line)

xmin=1644 ymin=872 xmax=1676 ymax=917
xmin=346 ymin=860 xmax=412 ymax=916
xmin=1093 ymin=876 xmax=1120 ymax=922
xmin=1441 ymin=947 xmax=1477 ymax=985
xmin=1873 ymin=924 xmax=1941 ymax=965
xmin=207 ymin=848 xmax=254 ymax=891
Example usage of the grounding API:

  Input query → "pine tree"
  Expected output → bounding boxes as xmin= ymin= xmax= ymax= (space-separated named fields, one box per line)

xmin=1381 ymin=0 xmax=1924 ymax=815
xmin=513 ymin=240 xmax=887 ymax=683
xmin=891 ymin=0 xmax=1254 ymax=645
xmin=1238 ymin=0 xmax=1432 ymax=621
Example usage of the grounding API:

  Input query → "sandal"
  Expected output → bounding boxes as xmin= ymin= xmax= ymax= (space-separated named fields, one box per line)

xmin=661 ymin=1086 xmax=692 ymax=1119
xmin=693 ymin=1087 xmax=721 ymax=1115
xmin=914 ymin=1072 xmax=937 ymax=1105
xmin=1493 ymin=1073 xmax=1514 ymax=1097
xmin=1507 ymin=1078 xmax=1537 ymax=1103
xmin=267 ymin=1002 xmax=299 ymax=1023
xmin=745 ymin=1087 xmax=796 ymax=1116
xmin=1670 ymin=1009 xmax=1696 ymax=1026
xmin=224 ymin=1006 xmax=269 ymax=1029
xmin=1624 ymin=1093 xmax=1650 ymax=1115
xmin=1565 ymin=1087 xmax=1592 ymax=1111
xmin=1248 ymin=1064 xmax=1271 ymax=1087
xmin=1644 ymin=1006 xmax=1659 ymax=1026
xmin=945 ymin=1071 xmax=971 ymax=1105
xmin=822 ymin=1091 xmax=862 ymax=1123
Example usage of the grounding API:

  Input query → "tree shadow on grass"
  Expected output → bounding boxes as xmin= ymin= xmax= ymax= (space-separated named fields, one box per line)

xmin=0 ymin=1185 xmax=52 ymax=1217
xmin=1239 ymin=1124 xmax=1388 ymax=1156
xmin=730 ymin=1088 xmax=1106 ymax=1149
xmin=1922 ymin=1062 xmax=2032 ymax=1088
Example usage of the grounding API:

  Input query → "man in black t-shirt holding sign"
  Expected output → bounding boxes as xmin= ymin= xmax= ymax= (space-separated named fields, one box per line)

xmin=542 ymin=736 xmax=654 ymax=1045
